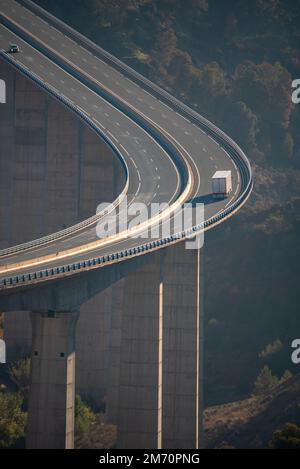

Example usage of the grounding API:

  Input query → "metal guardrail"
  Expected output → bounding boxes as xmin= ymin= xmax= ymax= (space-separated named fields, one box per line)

xmin=0 ymin=1 xmax=253 ymax=289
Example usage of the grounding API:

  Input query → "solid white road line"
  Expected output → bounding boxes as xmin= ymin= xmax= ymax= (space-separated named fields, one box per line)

xmin=130 ymin=157 xmax=137 ymax=168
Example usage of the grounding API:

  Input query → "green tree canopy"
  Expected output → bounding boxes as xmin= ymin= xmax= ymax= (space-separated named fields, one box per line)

xmin=0 ymin=393 xmax=26 ymax=449
xmin=224 ymin=101 xmax=258 ymax=150
xmin=270 ymin=423 xmax=300 ymax=449
xmin=8 ymin=358 xmax=31 ymax=401
xmin=75 ymin=395 xmax=96 ymax=437
xmin=233 ymin=61 xmax=293 ymax=130
xmin=253 ymin=366 xmax=279 ymax=395
xmin=259 ymin=340 xmax=283 ymax=360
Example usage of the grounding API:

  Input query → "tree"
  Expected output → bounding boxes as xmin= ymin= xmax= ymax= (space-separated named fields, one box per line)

xmin=281 ymin=132 xmax=294 ymax=162
xmin=279 ymin=370 xmax=293 ymax=384
xmin=168 ymin=49 xmax=200 ymax=92
xmin=0 ymin=393 xmax=26 ymax=449
xmin=233 ymin=61 xmax=293 ymax=130
xmin=270 ymin=423 xmax=300 ymax=449
xmin=155 ymin=29 xmax=178 ymax=64
xmin=224 ymin=101 xmax=258 ymax=150
xmin=8 ymin=358 xmax=31 ymax=401
xmin=259 ymin=340 xmax=283 ymax=360
xmin=75 ymin=395 xmax=96 ymax=437
xmin=201 ymin=62 xmax=227 ymax=99
xmin=253 ymin=366 xmax=279 ymax=395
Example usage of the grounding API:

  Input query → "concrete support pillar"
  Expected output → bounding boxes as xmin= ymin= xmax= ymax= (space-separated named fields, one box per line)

xmin=105 ymin=280 xmax=125 ymax=424
xmin=26 ymin=310 xmax=79 ymax=449
xmin=161 ymin=243 xmax=202 ymax=449
xmin=116 ymin=257 xmax=163 ymax=449
xmin=76 ymin=280 xmax=124 ymax=409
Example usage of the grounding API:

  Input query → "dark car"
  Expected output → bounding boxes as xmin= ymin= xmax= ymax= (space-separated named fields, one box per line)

xmin=8 ymin=44 xmax=20 ymax=53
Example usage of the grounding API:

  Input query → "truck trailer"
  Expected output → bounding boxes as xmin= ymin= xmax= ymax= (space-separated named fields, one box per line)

xmin=212 ymin=170 xmax=232 ymax=198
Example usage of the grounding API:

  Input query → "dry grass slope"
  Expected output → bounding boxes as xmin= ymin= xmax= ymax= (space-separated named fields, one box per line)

xmin=204 ymin=374 xmax=300 ymax=449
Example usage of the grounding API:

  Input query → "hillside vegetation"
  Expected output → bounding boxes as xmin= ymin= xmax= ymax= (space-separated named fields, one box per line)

xmin=205 ymin=373 xmax=300 ymax=448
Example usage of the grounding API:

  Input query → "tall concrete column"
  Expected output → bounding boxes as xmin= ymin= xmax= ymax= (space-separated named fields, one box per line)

xmin=116 ymin=257 xmax=163 ymax=449
xmin=26 ymin=310 xmax=79 ymax=449
xmin=104 ymin=279 xmax=125 ymax=423
xmin=76 ymin=280 xmax=124 ymax=409
xmin=161 ymin=242 xmax=202 ymax=449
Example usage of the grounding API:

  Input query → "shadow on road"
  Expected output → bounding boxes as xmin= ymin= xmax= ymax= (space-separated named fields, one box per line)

xmin=190 ymin=194 xmax=225 ymax=206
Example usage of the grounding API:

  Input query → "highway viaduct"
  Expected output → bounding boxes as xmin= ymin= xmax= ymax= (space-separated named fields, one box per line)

xmin=0 ymin=0 xmax=252 ymax=449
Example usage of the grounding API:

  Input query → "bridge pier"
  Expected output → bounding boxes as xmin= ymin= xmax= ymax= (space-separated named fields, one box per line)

xmin=114 ymin=257 xmax=163 ymax=449
xmin=162 ymin=243 xmax=202 ymax=449
xmin=107 ymin=243 xmax=202 ymax=449
xmin=76 ymin=279 xmax=125 ymax=409
xmin=26 ymin=310 xmax=79 ymax=449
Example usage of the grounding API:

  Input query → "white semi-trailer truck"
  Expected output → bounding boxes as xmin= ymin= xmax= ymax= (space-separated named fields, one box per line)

xmin=212 ymin=170 xmax=232 ymax=198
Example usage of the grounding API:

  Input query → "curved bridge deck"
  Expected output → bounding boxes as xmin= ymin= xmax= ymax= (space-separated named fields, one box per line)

xmin=0 ymin=0 xmax=252 ymax=292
